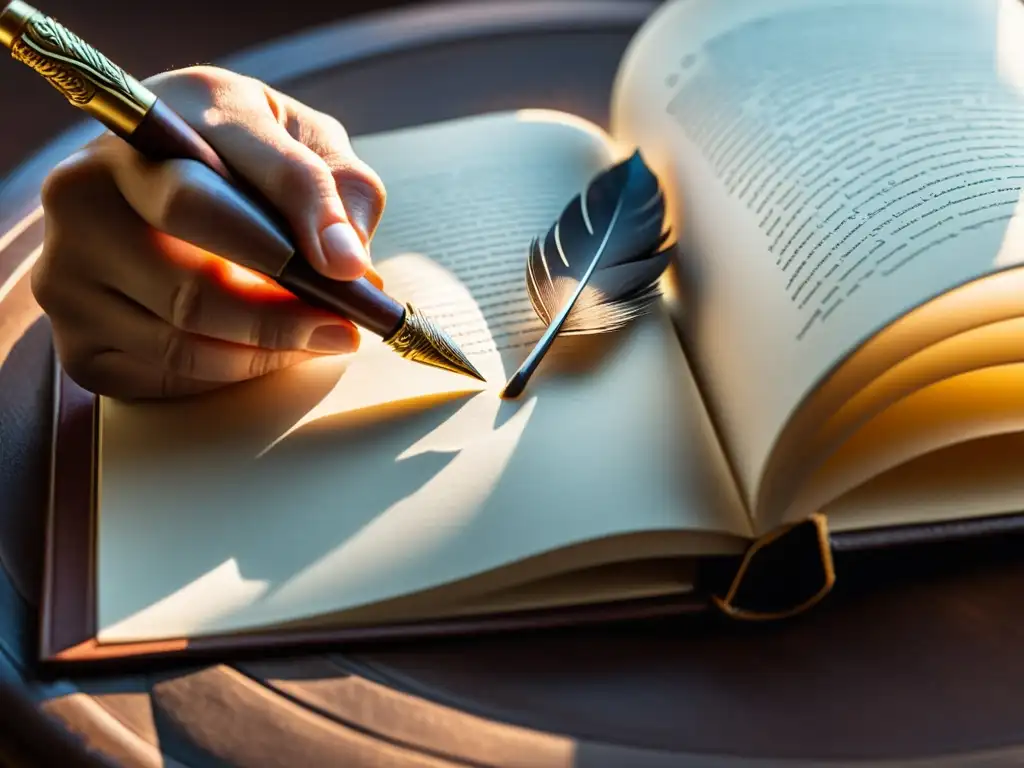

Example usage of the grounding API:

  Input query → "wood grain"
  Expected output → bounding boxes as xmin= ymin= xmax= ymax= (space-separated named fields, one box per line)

xmin=9 ymin=3 xmax=1024 ymax=767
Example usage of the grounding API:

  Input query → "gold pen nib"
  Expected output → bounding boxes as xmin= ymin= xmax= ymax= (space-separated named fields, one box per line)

xmin=384 ymin=303 xmax=486 ymax=382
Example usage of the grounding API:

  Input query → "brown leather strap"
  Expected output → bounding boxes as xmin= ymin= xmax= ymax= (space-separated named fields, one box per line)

xmin=713 ymin=514 xmax=835 ymax=620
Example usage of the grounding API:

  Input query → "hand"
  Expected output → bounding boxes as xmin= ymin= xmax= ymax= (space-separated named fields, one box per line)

xmin=32 ymin=66 xmax=387 ymax=400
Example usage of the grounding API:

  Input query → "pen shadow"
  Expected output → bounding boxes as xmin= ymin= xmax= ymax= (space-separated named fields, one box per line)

xmin=98 ymin=307 xmax=719 ymax=640
xmin=97 ymin=248 xmax=514 ymax=635
xmin=96 ymin=240 xmax=698 ymax=637
xmin=103 ymin=356 xmax=355 ymax=465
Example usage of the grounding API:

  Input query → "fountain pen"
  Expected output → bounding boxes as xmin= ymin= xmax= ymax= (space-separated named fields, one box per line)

xmin=0 ymin=0 xmax=485 ymax=382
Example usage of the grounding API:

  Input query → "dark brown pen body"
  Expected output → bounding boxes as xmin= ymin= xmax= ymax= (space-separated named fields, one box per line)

xmin=1 ymin=0 xmax=485 ymax=381
xmin=132 ymin=100 xmax=406 ymax=338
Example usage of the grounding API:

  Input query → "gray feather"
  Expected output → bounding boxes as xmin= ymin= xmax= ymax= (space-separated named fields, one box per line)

xmin=503 ymin=151 xmax=674 ymax=398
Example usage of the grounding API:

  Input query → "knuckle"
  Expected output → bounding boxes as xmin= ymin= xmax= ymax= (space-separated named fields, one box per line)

xmin=30 ymin=245 xmax=86 ymax=325
xmin=318 ymin=113 xmax=349 ymax=142
xmin=247 ymin=349 xmax=276 ymax=379
xmin=267 ymin=147 xmax=334 ymax=201
xmin=145 ymin=159 xmax=201 ymax=231
xmin=40 ymin=142 xmax=126 ymax=234
xmin=159 ymin=325 xmax=195 ymax=376
xmin=302 ymin=112 xmax=350 ymax=149
xmin=145 ymin=65 xmax=227 ymax=99
xmin=39 ymin=152 xmax=97 ymax=213
xmin=169 ymin=275 xmax=204 ymax=333
xmin=176 ymin=64 xmax=230 ymax=85
xmin=60 ymin=357 xmax=96 ymax=393
xmin=334 ymin=161 xmax=387 ymax=236
xmin=54 ymin=336 xmax=99 ymax=392
xmin=29 ymin=249 xmax=60 ymax=313
xmin=253 ymin=314 xmax=283 ymax=350
xmin=248 ymin=348 xmax=305 ymax=379
xmin=199 ymin=103 xmax=236 ymax=131
xmin=253 ymin=315 xmax=304 ymax=351
xmin=145 ymin=67 xmax=264 ymax=125
xmin=336 ymin=162 xmax=386 ymax=208
xmin=38 ymin=167 xmax=70 ymax=213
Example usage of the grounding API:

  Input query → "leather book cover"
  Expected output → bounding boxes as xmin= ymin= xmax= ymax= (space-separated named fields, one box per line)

xmin=40 ymin=361 xmax=1024 ymax=669
xmin=39 ymin=365 xmax=709 ymax=670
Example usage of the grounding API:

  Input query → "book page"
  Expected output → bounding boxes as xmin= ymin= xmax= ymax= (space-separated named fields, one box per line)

xmin=610 ymin=0 xmax=1024 ymax=511
xmin=94 ymin=112 xmax=750 ymax=644
xmin=824 ymin=431 xmax=1024 ymax=531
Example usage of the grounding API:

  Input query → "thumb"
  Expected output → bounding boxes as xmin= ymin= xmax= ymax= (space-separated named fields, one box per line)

xmin=149 ymin=68 xmax=380 ymax=283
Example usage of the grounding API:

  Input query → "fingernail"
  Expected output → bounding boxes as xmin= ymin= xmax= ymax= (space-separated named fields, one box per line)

xmin=307 ymin=324 xmax=359 ymax=353
xmin=320 ymin=222 xmax=370 ymax=278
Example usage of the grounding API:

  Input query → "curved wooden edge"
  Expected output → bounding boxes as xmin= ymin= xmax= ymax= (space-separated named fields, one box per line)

xmin=0 ymin=0 xmax=657 ymax=236
xmin=13 ymin=3 xmax=1021 ymax=765
xmin=0 ymin=678 xmax=115 ymax=768
xmin=226 ymin=0 xmax=658 ymax=84
xmin=0 ymin=4 xmax=662 ymax=767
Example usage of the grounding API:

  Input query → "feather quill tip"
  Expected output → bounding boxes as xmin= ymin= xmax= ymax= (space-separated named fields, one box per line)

xmin=499 ymin=370 xmax=530 ymax=400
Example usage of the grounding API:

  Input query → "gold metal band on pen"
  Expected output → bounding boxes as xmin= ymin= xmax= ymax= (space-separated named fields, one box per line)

xmin=0 ymin=0 xmax=155 ymax=135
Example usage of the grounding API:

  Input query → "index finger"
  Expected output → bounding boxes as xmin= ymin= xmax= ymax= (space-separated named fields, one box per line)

xmin=148 ymin=67 xmax=373 ymax=282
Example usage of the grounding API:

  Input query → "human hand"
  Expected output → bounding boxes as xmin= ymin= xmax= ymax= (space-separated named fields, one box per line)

xmin=32 ymin=66 xmax=386 ymax=400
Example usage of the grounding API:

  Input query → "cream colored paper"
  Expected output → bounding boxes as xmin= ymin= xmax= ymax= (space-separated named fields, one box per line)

xmin=95 ymin=112 xmax=749 ymax=643
xmin=611 ymin=0 xmax=1024 ymax=520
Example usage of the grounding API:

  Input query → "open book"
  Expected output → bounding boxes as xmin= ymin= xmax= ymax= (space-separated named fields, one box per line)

xmin=42 ymin=0 xmax=1024 ymax=664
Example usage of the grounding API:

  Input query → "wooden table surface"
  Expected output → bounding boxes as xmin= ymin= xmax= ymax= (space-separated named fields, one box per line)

xmin=0 ymin=0 xmax=427 ymax=177
xmin=6 ymin=2 xmax=1024 ymax=766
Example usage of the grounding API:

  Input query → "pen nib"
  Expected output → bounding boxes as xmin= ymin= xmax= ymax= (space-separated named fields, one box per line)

xmin=384 ymin=303 xmax=486 ymax=382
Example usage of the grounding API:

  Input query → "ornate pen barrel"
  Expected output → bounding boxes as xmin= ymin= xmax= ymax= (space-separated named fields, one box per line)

xmin=0 ymin=0 xmax=155 ymax=137
xmin=0 ymin=0 xmax=484 ymax=382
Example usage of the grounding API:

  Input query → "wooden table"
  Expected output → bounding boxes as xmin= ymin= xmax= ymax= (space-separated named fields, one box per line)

xmin=0 ymin=0 xmax=428 ymax=178
xmin=5 ymin=2 xmax=1024 ymax=765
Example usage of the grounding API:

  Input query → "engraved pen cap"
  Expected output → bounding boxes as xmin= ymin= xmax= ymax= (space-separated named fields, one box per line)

xmin=0 ymin=0 xmax=32 ymax=46
xmin=1 ymin=1 xmax=156 ymax=136
xmin=0 ymin=0 xmax=296 ymax=278
xmin=1 ymin=0 xmax=486 ymax=384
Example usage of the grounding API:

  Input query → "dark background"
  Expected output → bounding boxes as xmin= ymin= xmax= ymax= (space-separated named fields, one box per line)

xmin=0 ymin=0 xmax=430 ymax=177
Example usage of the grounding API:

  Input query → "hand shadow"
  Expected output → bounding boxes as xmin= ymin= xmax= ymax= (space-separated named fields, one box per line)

xmin=102 ymin=356 xmax=354 ymax=464
xmin=97 ymin=386 xmax=479 ymax=635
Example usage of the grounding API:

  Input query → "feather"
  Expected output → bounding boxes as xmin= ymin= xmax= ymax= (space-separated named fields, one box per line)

xmin=501 ymin=150 xmax=674 ymax=399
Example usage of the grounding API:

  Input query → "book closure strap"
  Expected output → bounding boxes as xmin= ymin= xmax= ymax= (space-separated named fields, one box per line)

xmin=713 ymin=514 xmax=835 ymax=620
